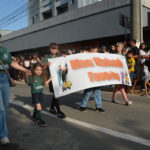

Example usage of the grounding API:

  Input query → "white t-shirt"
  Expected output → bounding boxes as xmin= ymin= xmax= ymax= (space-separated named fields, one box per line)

xmin=139 ymin=49 xmax=148 ymax=64
xmin=24 ymin=60 xmax=30 ymax=67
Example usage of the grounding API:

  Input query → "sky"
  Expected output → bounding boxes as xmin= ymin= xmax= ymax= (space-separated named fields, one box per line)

xmin=0 ymin=0 xmax=28 ymax=31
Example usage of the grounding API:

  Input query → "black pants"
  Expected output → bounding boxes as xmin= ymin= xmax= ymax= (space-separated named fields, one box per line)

xmin=49 ymin=82 xmax=61 ymax=112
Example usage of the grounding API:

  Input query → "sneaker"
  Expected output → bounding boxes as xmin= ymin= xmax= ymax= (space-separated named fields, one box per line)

xmin=57 ymin=111 xmax=66 ymax=119
xmin=125 ymin=101 xmax=133 ymax=106
xmin=112 ymin=100 xmax=118 ymax=104
xmin=32 ymin=114 xmax=37 ymax=122
xmin=96 ymin=108 xmax=106 ymax=112
xmin=49 ymin=108 xmax=57 ymax=115
xmin=80 ymin=107 xmax=87 ymax=112
xmin=0 ymin=137 xmax=10 ymax=145
xmin=37 ymin=119 xmax=47 ymax=127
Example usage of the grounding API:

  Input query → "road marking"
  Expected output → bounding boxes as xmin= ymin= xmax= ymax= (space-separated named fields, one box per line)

xmin=10 ymin=100 xmax=150 ymax=147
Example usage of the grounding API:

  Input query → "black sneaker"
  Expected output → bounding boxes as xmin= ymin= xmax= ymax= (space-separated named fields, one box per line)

xmin=112 ymin=100 xmax=118 ymax=104
xmin=49 ymin=108 xmax=57 ymax=115
xmin=57 ymin=111 xmax=66 ymax=119
xmin=96 ymin=108 xmax=106 ymax=112
xmin=1 ymin=143 xmax=20 ymax=150
xmin=32 ymin=115 xmax=38 ymax=122
xmin=80 ymin=107 xmax=87 ymax=112
xmin=37 ymin=119 xmax=47 ymax=127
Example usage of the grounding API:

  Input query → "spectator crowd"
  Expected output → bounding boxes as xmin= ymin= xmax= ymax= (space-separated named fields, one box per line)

xmin=10 ymin=39 xmax=150 ymax=97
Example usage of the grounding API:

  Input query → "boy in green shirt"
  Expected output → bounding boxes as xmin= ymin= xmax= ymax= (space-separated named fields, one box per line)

xmin=42 ymin=43 xmax=66 ymax=119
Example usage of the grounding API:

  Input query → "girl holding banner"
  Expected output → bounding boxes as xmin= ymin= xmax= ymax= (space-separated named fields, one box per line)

xmin=112 ymin=42 xmax=132 ymax=105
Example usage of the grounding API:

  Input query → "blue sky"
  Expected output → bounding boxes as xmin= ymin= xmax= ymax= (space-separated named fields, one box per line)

xmin=0 ymin=0 xmax=28 ymax=31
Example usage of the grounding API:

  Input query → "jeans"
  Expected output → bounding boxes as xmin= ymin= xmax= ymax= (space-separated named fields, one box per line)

xmin=80 ymin=87 xmax=102 ymax=108
xmin=0 ymin=74 xmax=9 ymax=140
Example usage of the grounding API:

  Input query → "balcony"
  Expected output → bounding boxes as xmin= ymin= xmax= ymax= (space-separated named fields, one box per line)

xmin=55 ymin=0 xmax=68 ymax=7
xmin=40 ymin=0 xmax=53 ymax=13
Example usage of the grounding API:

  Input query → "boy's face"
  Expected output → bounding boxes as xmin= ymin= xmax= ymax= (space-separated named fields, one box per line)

xmin=34 ymin=67 xmax=42 ymax=76
xmin=111 ymin=46 xmax=115 ymax=51
xmin=127 ymin=53 xmax=133 ymax=58
xmin=130 ymin=41 xmax=136 ymax=47
xmin=50 ymin=47 xmax=58 ymax=55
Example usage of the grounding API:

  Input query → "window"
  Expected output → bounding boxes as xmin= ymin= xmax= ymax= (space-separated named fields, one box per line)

xmin=57 ymin=3 xmax=68 ymax=15
xmin=70 ymin=0 xmax=75 ymax=4
xmin=32 ymin=17 xmax=34 ymax=24
xmin=42 ymin=10 xmax=52 ymax=20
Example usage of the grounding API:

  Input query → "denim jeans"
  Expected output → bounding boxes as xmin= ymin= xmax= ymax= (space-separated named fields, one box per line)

xmin=0 ymin=74 xmax=9 ymax=140
xmin=80 ymin=87 xmax=102 ymax=108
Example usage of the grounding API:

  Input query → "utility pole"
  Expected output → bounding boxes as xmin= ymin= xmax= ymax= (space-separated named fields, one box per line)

xmin=131 ymin=0 xmax=142 ymax=45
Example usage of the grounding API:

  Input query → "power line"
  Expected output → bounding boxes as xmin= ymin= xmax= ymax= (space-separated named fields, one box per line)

xmin=0 ymin=1 xmax=43 ymax=29
xmin=0 ymin=1 xmax=39 ymax=25
xmin=0 ymin=0 xmax=57 ymax=29
xmin=0 ymin=4 xmax=27 ymax=25
xmin=0 ymin=0 xmax=25 ymax=15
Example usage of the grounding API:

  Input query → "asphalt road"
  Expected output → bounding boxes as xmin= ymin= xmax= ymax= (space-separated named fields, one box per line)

xmin=7 ymin=84 xmax=150 ymax=150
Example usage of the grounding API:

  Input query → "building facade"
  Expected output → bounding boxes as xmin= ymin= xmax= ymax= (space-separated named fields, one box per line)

xmin=0 ymin=30 xmax=12 ymax=38
xmin=28 ymin=0 xmax=103 ymax=25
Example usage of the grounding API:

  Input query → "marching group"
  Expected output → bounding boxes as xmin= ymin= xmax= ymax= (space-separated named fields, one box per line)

xmin=0 ymin=39 xmax=150 ymax=146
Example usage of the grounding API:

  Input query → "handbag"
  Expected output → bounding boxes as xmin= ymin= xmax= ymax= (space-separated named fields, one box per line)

xmin=0 ymin=60 xmax=16 ymax=87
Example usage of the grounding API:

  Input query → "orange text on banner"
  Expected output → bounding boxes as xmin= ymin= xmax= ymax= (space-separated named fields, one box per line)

xmin=88 ymin=72 xmax=120 ymax=82
xmin=70 ymin=59 xmax=94 ymax=70
xmin=93 ymin=57 xmax=123 ymax=68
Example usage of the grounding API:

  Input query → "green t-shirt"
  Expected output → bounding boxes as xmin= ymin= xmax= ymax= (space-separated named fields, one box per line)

xmin=0 ymin=47 xmax=12 ymax=70
xmin=28 ymin=76 xmax=44 ymax=93
xmin=42 ymin=54 xmax=60 ymax=77
xmin=42 ymin=55 xmax=59 ymax=64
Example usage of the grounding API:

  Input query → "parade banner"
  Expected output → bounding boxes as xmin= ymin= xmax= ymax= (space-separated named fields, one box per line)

xmin=49 ymin=53 xmax=131 ymax=98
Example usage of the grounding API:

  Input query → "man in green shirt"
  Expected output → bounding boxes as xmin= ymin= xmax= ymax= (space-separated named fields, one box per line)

xmin=0 ymin=46 xmax=29 ymax=147
xmin=0 ymin=46 xmax=12 ymax=70
xmin=42 ymin=43 xmax=66 ymax=119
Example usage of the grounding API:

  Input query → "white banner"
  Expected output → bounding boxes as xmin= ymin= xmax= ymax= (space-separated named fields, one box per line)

xmin=49 ymin=53 xmax=131 ymax=98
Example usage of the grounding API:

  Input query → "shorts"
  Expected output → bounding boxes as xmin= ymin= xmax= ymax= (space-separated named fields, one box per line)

xmin=129 ymin=72 xmax=135 ymax=82
xmin=32 ymin=93 xmax=43 ymax=104
xmin=143 ymin=72 xmax=150 ymax=82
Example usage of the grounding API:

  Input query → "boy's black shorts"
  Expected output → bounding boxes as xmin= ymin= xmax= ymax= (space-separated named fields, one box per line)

xmin=32 ymin=93 xmax=43 ymax=104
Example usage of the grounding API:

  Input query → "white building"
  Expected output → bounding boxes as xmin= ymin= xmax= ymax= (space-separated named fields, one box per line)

xmin=28 ymin=0 xmax=104 ymax=25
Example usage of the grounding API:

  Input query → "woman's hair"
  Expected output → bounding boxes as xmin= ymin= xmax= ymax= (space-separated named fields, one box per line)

xmin=139 ymin=43 xmax=146 ymax=51
xmin=116 ymin=42 xmax=125 ymax=54
xmin=31 ymin=63 xmax=47 ymax=85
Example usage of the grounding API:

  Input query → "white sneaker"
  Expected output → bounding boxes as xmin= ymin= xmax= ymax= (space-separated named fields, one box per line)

xmin=125 ymin=101 xmax=133 ymax=106
xmin=0 ymin=137 xmax=10 ymax=145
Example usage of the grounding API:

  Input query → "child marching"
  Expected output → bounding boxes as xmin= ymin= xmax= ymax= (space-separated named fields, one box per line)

xmin=28 ymin=63 xmax=52 ymax=127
